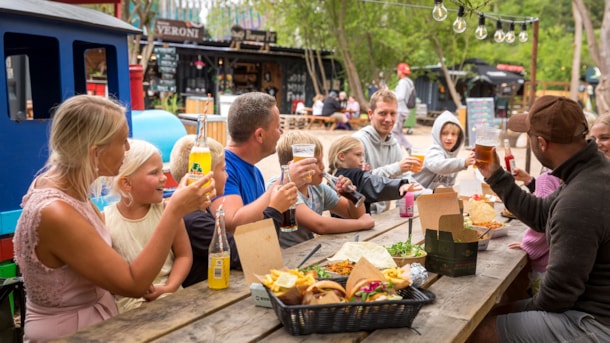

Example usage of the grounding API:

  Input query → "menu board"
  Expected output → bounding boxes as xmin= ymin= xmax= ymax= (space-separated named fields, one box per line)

xmin=465 ymin=97 xmax=495 ymax=147
xmin=152 ymin=47 xmax=177 ymax=92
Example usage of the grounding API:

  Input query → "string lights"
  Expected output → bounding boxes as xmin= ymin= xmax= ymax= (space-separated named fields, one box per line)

xmin=362 ymin=0 xmax=538 ymax=44
xmin=428 ymin=0 xmax=537 ymax=44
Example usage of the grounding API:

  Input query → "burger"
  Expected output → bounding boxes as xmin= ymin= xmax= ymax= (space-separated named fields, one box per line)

xmin=302 ymin=280 xmax=347 ymax=305
xmin=346 ymin=278 xmax=403 ymax=302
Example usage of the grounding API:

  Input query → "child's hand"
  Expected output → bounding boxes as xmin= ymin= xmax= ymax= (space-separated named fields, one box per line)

xmin=399 ymin=157 xmax=422 ymax=173
xmin=399 ymin=182 xmax=423 ymax=195
xmin=512 ymin=167 xmax=531 ymax=183
xmin=169 ymin=173 xmax=216 ymax=217
xmin=335 ymin=175 xmax=355 ymax=193
xmin=464 ymin=151 xmax=476 ymax=167
xmin=507 ymin=241 xmax=522 ymax=250
xmin=269 ymin=181 xmax=298 ymax=213
xmin=361 ymin=162 xmax=371 ymax=171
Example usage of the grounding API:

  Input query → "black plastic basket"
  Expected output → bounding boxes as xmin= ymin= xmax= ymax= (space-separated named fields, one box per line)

xmin=266 ymin=284 xmax=435 ymax=335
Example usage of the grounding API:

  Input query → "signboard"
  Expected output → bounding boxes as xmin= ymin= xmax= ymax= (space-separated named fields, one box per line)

xmin=155 ymin=19 xmax=205 ymax=43
xmin=466 ymin=97 xmax=495 ymax=147
xmin=151 ymin=46 xmax=178 ymax=92
xmin=230 ymin=25 xmax=277 ymax=44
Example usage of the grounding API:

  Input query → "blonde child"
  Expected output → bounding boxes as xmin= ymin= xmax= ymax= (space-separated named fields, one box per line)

xmin=169 ymin=135 xmax=246 ymax=287
xmin=105 ymin=139 xmax=193 ymax=312
xmin=412 ymin=111 xmax=475 ymax=190
xmin=590 ymin=113 xmax=610 ymax=158
xmin=269 ymin=131 xmax=375 ymax=248
xmin=328 ymin=136 xmax=422 ymax=214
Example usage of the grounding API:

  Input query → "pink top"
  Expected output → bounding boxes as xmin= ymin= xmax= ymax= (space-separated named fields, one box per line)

xmin=520 ymin=172 xmax=561 ymax=273
xmin=14 ymin=185 xmax=118 ymax=342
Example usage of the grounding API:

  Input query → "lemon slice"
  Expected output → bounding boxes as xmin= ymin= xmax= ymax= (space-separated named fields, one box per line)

xmin=274 ymin=272 xmax=298 ymax=289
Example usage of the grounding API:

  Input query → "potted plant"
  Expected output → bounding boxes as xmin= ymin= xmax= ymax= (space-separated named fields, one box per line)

xmin=386 ymin=238 xmax=427 ymax=267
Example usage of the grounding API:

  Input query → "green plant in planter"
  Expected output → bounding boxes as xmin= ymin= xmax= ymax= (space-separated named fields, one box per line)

xmin=386 ymin=238 xmax=426 ymax=258
xmin=160 ymin=94 xmax=183 ymax=115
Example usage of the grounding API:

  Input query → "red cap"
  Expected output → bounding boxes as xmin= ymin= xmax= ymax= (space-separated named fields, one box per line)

xmin=397 ymin=63 xmax=411 ymax=75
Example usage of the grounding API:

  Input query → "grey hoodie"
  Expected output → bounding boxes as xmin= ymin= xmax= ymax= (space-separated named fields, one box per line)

xmin=353 ymin=126 xmax=429 ymax=213
xmin=412 ymin=111 xmax=467 ymax=189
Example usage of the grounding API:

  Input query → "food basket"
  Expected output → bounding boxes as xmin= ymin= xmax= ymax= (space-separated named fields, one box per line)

xmin=265 ymin=283 xmax=435 ymax=335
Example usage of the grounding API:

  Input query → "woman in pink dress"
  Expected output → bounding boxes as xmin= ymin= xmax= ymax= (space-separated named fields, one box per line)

xmin=13 ymin=95 xmax=215 ymax=342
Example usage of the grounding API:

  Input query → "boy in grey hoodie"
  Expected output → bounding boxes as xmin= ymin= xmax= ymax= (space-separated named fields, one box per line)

xmin=412 ymin=111 xmax=475 ymax=190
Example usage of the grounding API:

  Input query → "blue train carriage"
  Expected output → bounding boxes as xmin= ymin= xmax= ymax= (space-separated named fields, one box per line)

xmin=0 ymin=0 xmax=140 ymax=263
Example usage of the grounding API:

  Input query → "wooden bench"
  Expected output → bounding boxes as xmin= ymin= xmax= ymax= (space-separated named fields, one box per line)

xmin=348 ymin=116 xmax=369 ymax=129
xmin=305 ymin=115 xmax=336 ymax=130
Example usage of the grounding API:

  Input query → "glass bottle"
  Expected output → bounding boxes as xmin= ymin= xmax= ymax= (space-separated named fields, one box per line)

xmin=398 ymin=192 xmax=415 ymax=217
xmin=323 ymin=173 xmax=366 ymax=208
xmin=503 ymin=139 xmax=516 ymax=174
xmin=187 ymin=114 xmax=212 ymax=186
xmin=208 ymin=206 xmax=230 ymax=289
xmin=280 ymin=165 xmax=298 ymax=232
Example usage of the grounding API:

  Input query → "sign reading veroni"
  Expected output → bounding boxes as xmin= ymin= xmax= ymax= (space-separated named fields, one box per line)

xmin=155 ymin=19 xmax=205 ymax=43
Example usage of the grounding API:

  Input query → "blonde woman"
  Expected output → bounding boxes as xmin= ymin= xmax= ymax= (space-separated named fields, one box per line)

xmin=13 ymin=95 xmax=214 ymax=341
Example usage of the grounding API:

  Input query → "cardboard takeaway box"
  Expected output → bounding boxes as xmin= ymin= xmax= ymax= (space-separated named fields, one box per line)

xmin=416 ymin=192 xmax=479 ymax=277
xmin=233 ymin=218 xmax=285 ymax=308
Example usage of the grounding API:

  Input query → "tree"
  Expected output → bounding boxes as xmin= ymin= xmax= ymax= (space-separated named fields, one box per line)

xmin=573 ymin=0 xmax=610 ymax=114
xmin=123 ymin=0 xmax=157 ymax=71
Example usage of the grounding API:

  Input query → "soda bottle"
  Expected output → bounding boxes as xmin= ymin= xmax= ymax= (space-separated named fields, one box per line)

xmin=323 ymin=173 xmax=366 ymax=208
xmin=503 ymin=139 xmax=516 ymax=174
xmin=187 ymin=114 xmax=212 ymax=186
xmin=398 ymin=192 xmax=414 ymax=217
xmin=208 ymin=206 xmax=230 ymax=289
xmin=279 ymin=165 xmax=298 ymax=232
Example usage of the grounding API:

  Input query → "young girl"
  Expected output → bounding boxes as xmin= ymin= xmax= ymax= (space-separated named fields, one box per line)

xmin=327 ymin=136 xmax=422 ymax=214
xmin=590 ymin=113 xmax=610 ymax=158
xmin=105 ymin=139 xmax=193 ymax=312
xmin=169 ymin=135 xmax=245 ymax=287
xmin=270 ymin=131 xmax=375 ymax=248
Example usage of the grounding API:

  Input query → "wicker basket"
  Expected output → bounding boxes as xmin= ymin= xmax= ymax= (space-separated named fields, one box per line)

xmin=266 ymin=284 xmax=435 ymax=335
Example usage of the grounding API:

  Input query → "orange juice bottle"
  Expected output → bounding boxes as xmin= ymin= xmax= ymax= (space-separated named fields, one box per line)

xmin=208 ymin=207 xmax=230 ymax=289
xmin=187 ymin=114 xmax=212 ymax=186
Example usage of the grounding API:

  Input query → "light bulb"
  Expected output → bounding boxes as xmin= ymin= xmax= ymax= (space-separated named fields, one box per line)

xmin=474 ymin=14 xmax=487 ymax=40
xmin=452 ymin=6 xmax=467 ymax=33
xmin=519 ymin=23 xmax=528 ymax=42
xmin=494 ymin=21 xmax=505 ymax=43
xmin=432 ymin=0 xmax=448 ymax=21
xmin=505 ymin=22 xmax=516 ymax=43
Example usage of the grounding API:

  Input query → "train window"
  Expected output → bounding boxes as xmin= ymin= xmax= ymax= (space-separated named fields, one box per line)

xmin=74 ymin=42 xmax=116 ymax=99
xmin=4 ymin=32 xmax=60 ymax=121
xmin=84 ymin=48 xmax=108 ymax=97
xmin=5 ymin=55 xmax=32 ymax=120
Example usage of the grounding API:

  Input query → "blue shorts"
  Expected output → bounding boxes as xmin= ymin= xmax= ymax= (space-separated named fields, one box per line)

xmin=497 ymin=307 xmax=610 ymax=342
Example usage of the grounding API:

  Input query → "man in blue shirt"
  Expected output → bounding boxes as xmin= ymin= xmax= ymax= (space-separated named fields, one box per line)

xmin=210 ymin=92 xmax=316 ymax=233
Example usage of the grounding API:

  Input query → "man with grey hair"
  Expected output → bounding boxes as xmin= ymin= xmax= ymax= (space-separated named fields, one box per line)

xmin=210 ymin=92 xmax=316 ymax=233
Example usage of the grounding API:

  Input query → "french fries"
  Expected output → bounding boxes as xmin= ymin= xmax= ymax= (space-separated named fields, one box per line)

xmin=381 ymin=267 xmax=412 ymax=289
xmin=261 ymin=268 xmax=316 ymax=294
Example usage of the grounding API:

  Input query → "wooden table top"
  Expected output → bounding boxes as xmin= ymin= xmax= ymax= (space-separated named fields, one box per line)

xmin=55 ymin=208 xmax=526 ymax=343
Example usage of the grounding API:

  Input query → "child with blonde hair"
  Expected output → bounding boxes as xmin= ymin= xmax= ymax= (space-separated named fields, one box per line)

xmin=328 ymin=136 xmax=422 ymax=214
xmin=105 ymin=139 xmax=193 ymax=312
xmin=270 ymin=131 xmax=375 ymax=248
xmin=169 ymin=135 xmax=246 ymax=287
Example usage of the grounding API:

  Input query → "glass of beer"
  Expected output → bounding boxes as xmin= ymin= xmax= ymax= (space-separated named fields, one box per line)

xmin=410 ymin=147 xmax=426 ymax=173
xmin=475 ymin=126 xmax=500 ymax=166
xmin=292 ymin=144 xmax=315 ymax=180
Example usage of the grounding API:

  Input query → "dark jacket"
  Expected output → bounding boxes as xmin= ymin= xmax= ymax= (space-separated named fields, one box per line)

xmin=321 ymin=97 xmax=342 ymax=116
xmin=182 ymin=207 xmax=282 ymax=287
xmin=335 ymin=168 xmax=408 ymax=214
xmin=486 ymin=140 xmax=610 ymax=324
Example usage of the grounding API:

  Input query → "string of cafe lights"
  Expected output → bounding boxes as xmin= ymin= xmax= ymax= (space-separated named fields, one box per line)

xmin=362 ymin=0 xmax=539 ymax=43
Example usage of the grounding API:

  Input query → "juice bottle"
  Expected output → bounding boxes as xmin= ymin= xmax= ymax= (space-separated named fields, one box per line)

xmin=398 ymin=192 xmax=414 ymax=217
xmin=187 ymin=114 xmax=212 ymax=186
xmin=208 ymin=206 xmax=230 ymax=289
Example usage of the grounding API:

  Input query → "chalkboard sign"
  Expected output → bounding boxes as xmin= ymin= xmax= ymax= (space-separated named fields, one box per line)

xmin=466 ymin=97 xmax=495 ymax=147
xmin=152 ymin=46 xmax=178 ymax=92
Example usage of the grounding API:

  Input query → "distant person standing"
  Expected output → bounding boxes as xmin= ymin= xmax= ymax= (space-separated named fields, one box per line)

xmin=367 ymin=81 xmax=378 ymax=99
xmin=393 ymin=62 xmax=416 ymax=153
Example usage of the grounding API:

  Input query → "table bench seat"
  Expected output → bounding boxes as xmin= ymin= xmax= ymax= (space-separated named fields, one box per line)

xmin=305 ymin=115 xmax=336 ymax=130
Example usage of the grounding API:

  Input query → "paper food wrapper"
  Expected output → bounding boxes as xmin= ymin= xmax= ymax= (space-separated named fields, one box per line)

xmin=327 ymin=242 xmax=397 ymax=269
xmin=468 ymin=199 xmax=497 ymax=224
xmin=346 ymin=257 xmax=387 ymax=294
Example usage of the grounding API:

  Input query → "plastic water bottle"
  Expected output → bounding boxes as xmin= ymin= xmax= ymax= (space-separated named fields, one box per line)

xmin=398 ymin=192 xmax=415 ymax=217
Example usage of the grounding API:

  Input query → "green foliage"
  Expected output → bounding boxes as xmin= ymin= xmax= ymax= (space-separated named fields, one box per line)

xmin=160 ymin=94 xmax=182 ymax=115
xmin=386 ymin=238 xmax=426 ymax=258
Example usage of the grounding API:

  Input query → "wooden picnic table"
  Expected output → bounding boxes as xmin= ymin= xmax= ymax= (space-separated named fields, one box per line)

xmin=55 ymin=207 xmax=527 ymax=343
